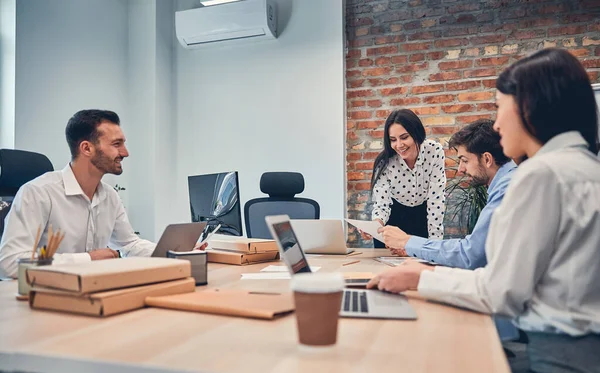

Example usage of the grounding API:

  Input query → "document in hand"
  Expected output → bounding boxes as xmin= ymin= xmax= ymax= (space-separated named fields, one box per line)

xmin=345 ymin=219 xmax=385 ymax=242
xmin=145 ymin=289 xmax=294 ymax=320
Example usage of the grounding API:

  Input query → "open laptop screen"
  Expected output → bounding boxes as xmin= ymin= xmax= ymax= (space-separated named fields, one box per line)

xmin=271 ymin=221 xmax=311 ymax=274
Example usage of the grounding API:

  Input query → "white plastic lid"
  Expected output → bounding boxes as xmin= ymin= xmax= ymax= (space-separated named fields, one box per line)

xmin=290 ymin=272 xmax=345 ymax=293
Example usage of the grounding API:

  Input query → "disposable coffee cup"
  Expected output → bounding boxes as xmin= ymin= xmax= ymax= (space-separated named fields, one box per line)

xmin=290 ymin=272 xmax=344 ymax=346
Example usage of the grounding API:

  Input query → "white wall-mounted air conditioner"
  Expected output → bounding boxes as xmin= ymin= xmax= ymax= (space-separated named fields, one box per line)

xmin=175 ymin=0 xmax=277 ymax=49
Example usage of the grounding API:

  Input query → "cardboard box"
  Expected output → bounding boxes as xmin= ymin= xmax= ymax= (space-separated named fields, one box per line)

xmin=210 ymin=238 xmax=279 ymax=254
xmin=206 ymin=249 xmax=280 ymax=265
xmin=30 ymin=277 xmax=196 ymax=317
xmin=27 ymin=257 xmax=191 ymax=294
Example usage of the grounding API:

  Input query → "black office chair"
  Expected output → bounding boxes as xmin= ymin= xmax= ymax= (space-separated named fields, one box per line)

xmin=244 ymin=172 xmax=320 ymax=239
xmin=0 ymin=149 xmax=54 ymax=237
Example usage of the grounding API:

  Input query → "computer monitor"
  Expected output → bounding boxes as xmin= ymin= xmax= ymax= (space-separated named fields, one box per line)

xmin=188 ymin=171 xmax=243 ymax=236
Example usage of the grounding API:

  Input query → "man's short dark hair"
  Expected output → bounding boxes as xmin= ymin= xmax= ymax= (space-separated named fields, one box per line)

xmin=65 ymin=110 xmax=120 ymax=159
xmin=448 ymin=119 xmax=509 ymax=166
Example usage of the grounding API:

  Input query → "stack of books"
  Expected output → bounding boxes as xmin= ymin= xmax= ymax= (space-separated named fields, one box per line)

xmin=27 ymin=257 xmax=195 ymax=317
xmin=207 ymin=238 xmax=280 ymax=265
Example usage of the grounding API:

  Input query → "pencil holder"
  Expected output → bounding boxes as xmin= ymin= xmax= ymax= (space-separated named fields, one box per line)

xmin=17 ymin=258 xmax=53 ymax=296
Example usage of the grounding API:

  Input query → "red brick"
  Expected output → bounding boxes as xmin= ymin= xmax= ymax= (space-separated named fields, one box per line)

xmin=375 ymin=57 xmax=391 ymax=66
xmin=347 ymin=70 xmax=361 ymax=78
xmin=357 ymin=121 xmax=383 ymax=129
xmin=367 ymin=78 xmax=383 ymax=86
xmin=348 ymin=89 xmax=374 ymax=98
xmin=410 ymin=53 xmax=426 ymax=62
xmin=347 ymin=121 xmax=356 ymax=130
xmin=346 ymin=50 xmax=361 ymax=59
xmin=434 ymin=38 xmax=469 ymax=48
xmin=445 ymin=81 xmax=480 ymax=91
xmin=348 ymin=79 xmax=365 ymax=88
xmin=390 ymin=97 xmax=421 ymax=106
xmin=438 ymin=60 xmax=473 ymax=70
xmin=376 ymin=110 xmax=391 ymax=118
xmin=476 ymin=56 xmax=510 ymax=67
xmin=458 ymin=91 xmax=495 ymax=101
xmin=429 ymin=72 xmax=462 ymax=81
xmin=349 ymin=39 xmax=373 ymax=48
xmin=470 ymin=35 xmax=507 ymax=45
xmin=375 ymin=35 xmax=406 ymax=45
xmin=582 ymin=59 xmax=600 ymax=69
xmin=399 ymin=75 xmax=413 ymax=83
xmin=477 ymin=103 xmax=497 ymax=111
xmin=464 ymin=69 xmax=497 ymax=78
xmin=361 ymin=67 xmax=392 ymax=77
xmin=519 ymin=18 xmax=556 ymax=28
xmin=446 ymin=170 xmax=457 ymax=179
xmin=355 ymin=161 xmax=375 ymax=170
xmin=403 ymin=20 xmax=421 ymax=30
xmin=457 ymin=114 xmax=493 ymax=124
xmin=412 ymin=106 xmax=440 ymax=115
xmin=424 ymin=94 xmax=455 ymax=104
xmin=590 ymin=24 xmax=600 ymax=32
xmin=354 ymin=182 xmax=372 ymax=191
xmin=568 ymin=49 xmax=590 ymax=58
xmin=431 ymin=126 xmax=459 ymax=135
xmin=396 ymin=62 xmax=429 ymax=73
xmin=444 ymin=148 xmax=458 ymax=157
xmin=379 ymin=87 xmax=408 ymax=96
xmin=367 ymin=46 xmax=398 ymax=56
xmin=348 ymin=172 xmax=367 ymax=181
xmin=588 ymin=71 xmax=599 ymax=82
xmin=346 ymin=59 xmax=357 ymax=68
xmin=348 ymin=17 xmax=374 ymax=27
xmin=358 ymin=58 xmax=374 ymax=67
xmin=482 ymin=79 xmax=497 ymax=88
xmin=391 ymin=55 xmax=408 ymax=64
xmin=427 ymin=51 xmax=445 ymax=60
xmin=408 ymin=31 xmax=442 ymax=41
xmin=348 ymin=132 xmax=359 ymax=141
xmin=368 ymin=100 xmax=383 ymax=108
xmin=401 ymin=42 xmax=432 ymax=51
xmin=350 ymin=100 xmax=366 ymax=108
xmin=412 ymin=84 xmax=445 ymax=94
xmin=370 ymin=26 xmax=385 ymax=35
xmin=444 ymin=26 xmax=478 ymax=37
xmin=456 ymin=14 xmax=476 ymax=24
xmin=363 ymin=152 xmax=380 ymax=160
xmin=369 ymin=129 xmax=384 ymax=138
xmin=548 ymin=26 xmax=587 ymax=37
xmin=442 ymin=104 xmax=474 ymax=113
xmin=349 ymin=111 xmax=372 ymax=120
xmin=512 ymin=29 xmax=547 ymax=40
xmin=383 ymin=77 xmax=400 ymax=85
xmin=355 ymin=27 xmax=369 ymax=37
xmin=347 ymin=152 xmax=362 ymax=161
xmin=447 ymin=3 xmax=480 ymax=13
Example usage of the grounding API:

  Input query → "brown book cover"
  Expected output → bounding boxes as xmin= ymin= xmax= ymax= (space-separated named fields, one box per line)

xmin=27 ymin=257 xmax=191 ymax=294
xmin=210 ymin=238 xmax=279 ymax=254
xmin=146 ymin=289 xmax=294 ymax=320
xmin=29 ymin=277 xmax=195 ymax=317
xmin=206 ymin=249 xmax=280 ymax=265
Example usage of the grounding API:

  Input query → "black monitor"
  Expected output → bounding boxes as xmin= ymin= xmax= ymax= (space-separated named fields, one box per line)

xmin=188 ymin=171 xmax=243 ymax=237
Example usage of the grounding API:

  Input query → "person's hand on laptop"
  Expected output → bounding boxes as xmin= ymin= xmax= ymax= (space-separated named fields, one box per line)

xmin=193 ymin=242 xmax=208 ymax=251
xmin=89 ymin=248 xmax=119 ymax=260
xmin=388 ymin=247 xmax=408 ymax=257
xmin=367 ymin=261 xmax=433 ymax=293
xmin=377 ymin=225 xmax=411 ymax=251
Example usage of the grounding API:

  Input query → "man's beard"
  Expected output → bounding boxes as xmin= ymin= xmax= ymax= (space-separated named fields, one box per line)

xmin=91 ymin=148 xmax=123 ymax=175
xmin=466 ymin=166 xmax=488 ymax=187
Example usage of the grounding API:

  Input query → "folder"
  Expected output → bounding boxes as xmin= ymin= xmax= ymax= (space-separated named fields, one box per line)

xmin=210 ymin=238 xmax=279 ymax=254
xmin=206 ymin=249 xmax=280 ymax=265
xmin=145 ymin=289 xmax=294 ymax=320
xmin=29 ymin=277 xmax=195 ymax=317
xmin=27 ymin=257 xmax=191 ymax=294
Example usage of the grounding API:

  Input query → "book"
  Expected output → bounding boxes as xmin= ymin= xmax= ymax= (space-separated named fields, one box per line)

xmin=146 ymin=289 xmax=294 ymax=320
xmin=29 ymin=277 xmax=195 ymax=317
xmin=209 ymin=238 xmax=279 ymax=254
xmin=206 ymin=249 xmax=280 ymax=266
xmin=26 ymin=257 xmax=191 ymax=294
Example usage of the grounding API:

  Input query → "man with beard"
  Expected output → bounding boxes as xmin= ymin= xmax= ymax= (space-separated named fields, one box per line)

xmin=0 ymin=110 xmax=155 ymax=278
xmin=378 ymin=119 xmax=517 ymax=270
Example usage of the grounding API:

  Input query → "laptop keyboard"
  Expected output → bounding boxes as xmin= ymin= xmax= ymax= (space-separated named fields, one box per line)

xmin=342 ymin=290 xmax=369 ymax=313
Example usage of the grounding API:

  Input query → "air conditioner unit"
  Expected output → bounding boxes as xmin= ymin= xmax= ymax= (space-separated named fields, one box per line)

xmin=175 ymin=0 xmax=277 ymax=49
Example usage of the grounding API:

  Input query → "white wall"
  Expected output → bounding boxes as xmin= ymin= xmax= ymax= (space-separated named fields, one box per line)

xmin=0 ymin=0 xmax=16 ymax=149
xmin=173 ymin=0 xmax=346 ymax=229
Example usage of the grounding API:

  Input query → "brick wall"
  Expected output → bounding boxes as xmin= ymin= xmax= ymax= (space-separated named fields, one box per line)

xmin=345 ymin=0 xmax=600 ymax=246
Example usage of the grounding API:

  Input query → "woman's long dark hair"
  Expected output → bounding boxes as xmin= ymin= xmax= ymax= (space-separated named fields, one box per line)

xmin=496 ymin=48 xmax=599 ymax=153
xmin=370 ymin=109 xmax=426 ymax=189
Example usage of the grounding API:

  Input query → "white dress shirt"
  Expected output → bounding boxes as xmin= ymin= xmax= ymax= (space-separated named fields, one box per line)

xmin=418 ymin=131 xmax=600 ymax=336
xmin=0 ymin=165 xmax=155 ymax=278
xmin=372 ymin=139 xmax=446 ymax=239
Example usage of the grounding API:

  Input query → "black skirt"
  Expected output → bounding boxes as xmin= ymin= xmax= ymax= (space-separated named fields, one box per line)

xmin=374 ymin=198 xmax=428 ymax=248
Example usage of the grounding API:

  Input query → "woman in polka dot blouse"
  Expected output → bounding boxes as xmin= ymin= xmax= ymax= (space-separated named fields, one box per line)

xmin=370 ymin=109 xmax=446 ymax=248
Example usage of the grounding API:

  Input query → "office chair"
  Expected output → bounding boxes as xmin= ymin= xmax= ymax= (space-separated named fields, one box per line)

xmin=244 ymin=172 xmax=320 ymax=239
xmin=0 ymin=149 xmax=54 ymax=238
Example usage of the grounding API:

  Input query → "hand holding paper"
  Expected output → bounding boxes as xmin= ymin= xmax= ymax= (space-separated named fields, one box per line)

xmin=345 ymin=219 xmax=385 ymax=243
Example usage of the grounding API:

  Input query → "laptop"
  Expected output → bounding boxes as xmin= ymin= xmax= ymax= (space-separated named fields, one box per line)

xmin=151 ymin=222 xmax=207 ymax=258
xmin=290 ymin=219 xmax=354 ymax=255
xmin=265 ymin=215 xmax=417 ymax=320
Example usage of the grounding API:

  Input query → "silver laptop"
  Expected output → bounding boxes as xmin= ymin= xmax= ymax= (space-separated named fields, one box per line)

xmin=151 ymin=222 xmax=207 ymax=258
xmin=265 ymin=215 xmax=417 ymax=320
xmin=290 ymin=219 xmax=354 ymax=255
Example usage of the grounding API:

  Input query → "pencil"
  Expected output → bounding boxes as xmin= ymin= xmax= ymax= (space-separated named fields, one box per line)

xmin=342 ymin=260 xmax=360 ymax=266
xmin=31 ymin=225 xmax=42 ymax=260
xmin=347 ymin=251 xmax=362 ymax=257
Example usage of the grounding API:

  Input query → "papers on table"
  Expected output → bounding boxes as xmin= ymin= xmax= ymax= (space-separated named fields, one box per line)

xmin=345 ymin=219 xmax=384 ymax=242
xmin=374 ymin=256 xmax=432 ymax=267
xmin=241 ymin=273 xmax=291 ymax=280
xmin=260 ymin=265 xmax=321 ymax=273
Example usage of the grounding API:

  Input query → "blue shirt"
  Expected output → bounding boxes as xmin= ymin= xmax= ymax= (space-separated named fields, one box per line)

xmin=405 ymin=161 xmax=517 ymax=270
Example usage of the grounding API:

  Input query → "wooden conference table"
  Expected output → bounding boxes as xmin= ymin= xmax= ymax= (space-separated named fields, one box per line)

xmin=0 ymin=249 xmax=509 ymax=373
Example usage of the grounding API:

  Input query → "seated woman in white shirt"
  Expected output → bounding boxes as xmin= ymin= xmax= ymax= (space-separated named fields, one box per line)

xmin=368 ymin=48 xmax=600 ymax=373
xmin=369 ymin=109 xmax=446 ymax=248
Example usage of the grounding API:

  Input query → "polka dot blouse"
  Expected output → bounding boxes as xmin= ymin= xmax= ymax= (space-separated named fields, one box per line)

xmin=371 ymin=139 xmax=446 ymax=239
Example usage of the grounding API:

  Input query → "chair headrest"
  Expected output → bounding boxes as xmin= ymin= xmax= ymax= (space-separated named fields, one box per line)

xmin=260 ymin=172 xmax=305 ymax=198
xmin=0 ymin=149 xmax=54 ymax=196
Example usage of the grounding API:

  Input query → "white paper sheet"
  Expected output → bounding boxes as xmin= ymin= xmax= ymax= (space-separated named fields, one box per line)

xmin=240 ymin=272 xmax=291 ymax=280
xmin=260 ymin=265 xmax=320 ymax=273
xmin=345 ymin=219 xmax=385 ymax=242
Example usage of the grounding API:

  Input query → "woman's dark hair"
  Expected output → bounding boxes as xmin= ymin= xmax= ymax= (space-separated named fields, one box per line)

xmin=370 ymin=109 xmax=426 ymax=189
xmin=496 ymin=48 xmax=598 ymax=153
xmin=65 ymin=109 xmax=121 ymax=159
xmin=448 ymin=119 xmax=510 ymax=166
